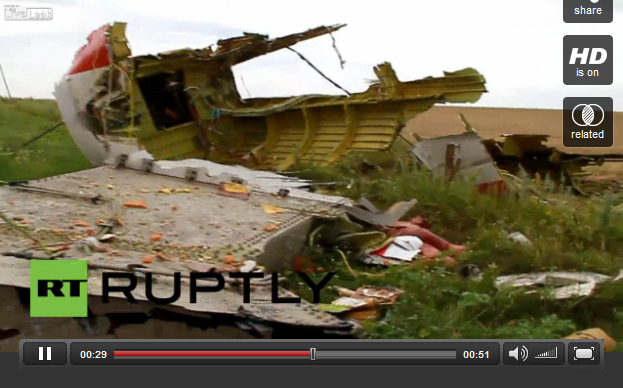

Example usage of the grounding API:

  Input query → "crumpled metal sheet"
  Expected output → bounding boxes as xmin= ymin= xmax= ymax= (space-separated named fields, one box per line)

xmin=345 ymin=199 xmax=417 ymax=227
xmin=494 ymin=271 xmax=618 ymax=299
xmin=66 ymin=22 xmax=488 ymax=172
xmin=132 ymin=24 xmax=347 ymax=69
xmin=0 ymin=165 xmax=355 ymax=332
xmin=121 ymin=150 xmax=353 ymax=206
xmin=411 ymin=132 xmax=502 ymax=186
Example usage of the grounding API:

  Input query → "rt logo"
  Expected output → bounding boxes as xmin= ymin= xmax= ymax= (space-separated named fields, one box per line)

xmin=30 ymin=260 xmax=88 ymax=317
xmin=563 ymin=35 xmax=613 ymax=85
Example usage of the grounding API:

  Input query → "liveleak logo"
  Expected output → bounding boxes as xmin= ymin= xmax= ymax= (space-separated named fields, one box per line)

xmin=30 ymin=260 xmax=335 ymax=317
xmin=563 ymin=35 xmax=613 ymax=85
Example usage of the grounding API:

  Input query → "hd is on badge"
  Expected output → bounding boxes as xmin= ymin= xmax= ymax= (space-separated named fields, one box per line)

xmin=563 ymin=35 xmax=613 ymax=85
xmin=563 ymin=97 xmax=613 ymax=148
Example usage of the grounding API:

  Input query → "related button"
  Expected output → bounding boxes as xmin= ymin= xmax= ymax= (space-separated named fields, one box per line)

xmin=564 ymin=0 xmax=613 ymax=23
xmin=568 ymin=342 xmax=601 ymax=365
xmin=22 ymin=342 xmax=67 ymax=365
xmin=563 ymin=97 xmax=613 ymax=148
xmin=503 ymin=342 xmax=565 ymax=365
xmin=563 ymin=35 xmax=613 ymax=85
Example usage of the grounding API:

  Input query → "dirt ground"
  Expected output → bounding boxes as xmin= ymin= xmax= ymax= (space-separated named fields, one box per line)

xmin=404 ymin=105 xmax=623 ymax=156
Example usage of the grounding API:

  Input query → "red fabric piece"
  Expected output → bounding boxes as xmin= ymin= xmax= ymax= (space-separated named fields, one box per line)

xmin=386 ymin=218 xmax=466 ymax=255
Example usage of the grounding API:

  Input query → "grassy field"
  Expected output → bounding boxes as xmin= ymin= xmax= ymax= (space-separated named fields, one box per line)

xmin=1 ymin=97 xmax=621 ymax=349
xmin=0 ymin=97 xmax=91 ymax=181
xmin=287 ymin=159 xmax=622 ymax=349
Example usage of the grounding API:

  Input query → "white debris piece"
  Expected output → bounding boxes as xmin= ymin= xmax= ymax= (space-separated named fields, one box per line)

xmin=508 ymin=232 xmax=532 ymax=246
xmin=495 ymin=271 xmax=616 ymax=299
xmin=380 ymin=236 xmax=423 ymax=262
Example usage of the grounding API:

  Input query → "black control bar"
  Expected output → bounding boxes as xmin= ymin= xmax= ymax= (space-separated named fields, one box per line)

xmin=19 ymin=339 xmax=604 ymax=367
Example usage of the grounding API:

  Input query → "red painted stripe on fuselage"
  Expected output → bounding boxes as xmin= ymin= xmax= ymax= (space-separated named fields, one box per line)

xmin=67 ymin=24 xmax=111 ymax=75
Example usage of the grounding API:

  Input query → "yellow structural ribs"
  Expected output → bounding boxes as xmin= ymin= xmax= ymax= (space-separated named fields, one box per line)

xmin=237 ymin=66 xmax=488 ymax=170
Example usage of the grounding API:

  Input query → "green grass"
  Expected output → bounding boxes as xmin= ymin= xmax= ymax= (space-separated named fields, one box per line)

xmin=1 ymin=97 xmax=621 ymax=350
xmin=0 ymin=97 xmax=91 ymax=181
xmin=285 ymin=145 xmax=623 ymax=350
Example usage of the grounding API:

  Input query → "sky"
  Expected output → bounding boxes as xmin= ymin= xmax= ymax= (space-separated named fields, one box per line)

xmin=0 ymin=0 xmax=621 ymax=110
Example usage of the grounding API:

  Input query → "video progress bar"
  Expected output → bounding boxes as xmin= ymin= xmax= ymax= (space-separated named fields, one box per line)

xmin=115 ymin=350 xmax=311 ymax=358
xmin=114 ymin=350 xmax=456 ymax=360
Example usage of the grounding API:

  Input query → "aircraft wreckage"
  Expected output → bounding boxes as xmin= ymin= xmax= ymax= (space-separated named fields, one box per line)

xmin=2 ymin=23 xmax=487 ymax=349
xmin=54 ymin=22 xmax=487 ymax=170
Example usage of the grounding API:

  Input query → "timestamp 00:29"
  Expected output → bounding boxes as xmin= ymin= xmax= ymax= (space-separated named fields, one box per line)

xmin=79 ymin=350 xmax=108 ymax=359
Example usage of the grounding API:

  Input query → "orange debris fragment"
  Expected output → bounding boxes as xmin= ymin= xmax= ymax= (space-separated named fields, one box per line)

xmin=151 ymin=234 xmax=163 ymax=242
xmin=50 ymin=244 xmax=71 ymax=253
xmin=155 ymin=252 xmax=172 ymax=261
xmin=171 ymin=205 xmax=179 ymax=211
xmin=223 ymin=255 xmax=236 ymax=264
xmin=124 ymin=201 xmax=148 ymax=208
xmin=263 ymin=225 xmax=279 ymax=232
xmin=142 ymin=255 xmax=153 ymax=264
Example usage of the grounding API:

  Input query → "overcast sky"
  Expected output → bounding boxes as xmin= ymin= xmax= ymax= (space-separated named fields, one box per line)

xmin=0 ymin=0 xmax=621 ymax=110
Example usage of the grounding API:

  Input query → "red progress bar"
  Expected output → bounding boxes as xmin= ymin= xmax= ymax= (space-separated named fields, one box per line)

xmin=114 ymin=350 xmax=311 ymax=357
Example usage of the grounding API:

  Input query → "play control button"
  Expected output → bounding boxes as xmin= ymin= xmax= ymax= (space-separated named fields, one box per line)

xmin=22 ymin=342 xmax=67 ymax=365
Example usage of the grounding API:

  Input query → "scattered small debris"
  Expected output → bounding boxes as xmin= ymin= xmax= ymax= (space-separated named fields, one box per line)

xmin=360 ymin=254 xmax=404 ymax=266
xmin=371 ymin=236 xmax=423 ymax=262
xmin=155 ymin=252 xmax=172 ymax=261
xmin=508 ymin=231 xmax=532 ymax=246
xmin=158 ymin=188 xmax=172 ymax=194
xmin=351 ymin=286 xmax=404 ymax=305
xmin=494 ymin=271 xmax=617 ymax=299
xmin=461 ymin=264 xmax=483 ymax=281
xmin=187 ymin=262 xmax=217 ymax=273
xmin=263 ymin=204 xmax=285 ymax=214
xmin=98 ymin=234 xmax=116 ymax=242
xmin=345 ymin=198 xmax=417 ymax=227
xmin=171 ymin=205 xmax=179 ymax=211
xmin=319 ymin=297 xmax=381 ymax=321
xmin=319 ymin=285 xmax=404 ymax=321
xmin=73 ymin=220 xmax=90 ymax=227
xmin=107 ymin=184 xmax=114 ymax=190
xmin=263 ymin=224 xmax=279 ymax=232
xmin=217 ymin=182 xmax=251 ymax=200
xmin=139 ymin=188 xmax=150 ymax=193
xmin=150 ymin=233 xmax=163 ymax=242
xmin=49 ymin=244 xmax=71 ymax=253
xmin=142 ymin=255 xmax=153 ymax=264
xmin=223 ymin=255 xmax=236 ymax=264
xmin=75 ymin=237 xmax=109 ymax=254
xmin=239 ymin=260 xmax=257 ymax=273
xmin=124 ymin=200 xmax=148 ymax=208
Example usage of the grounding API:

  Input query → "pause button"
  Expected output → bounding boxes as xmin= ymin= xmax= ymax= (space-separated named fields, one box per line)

xmin=39 ymin=346 xmax=52 ymax=361
xmin=21 ymin=342 xmax=67 ymax=365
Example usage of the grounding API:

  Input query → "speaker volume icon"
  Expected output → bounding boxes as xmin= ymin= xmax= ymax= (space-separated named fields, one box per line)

xmin=509 ymin=346 xmax=529 ymax=362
